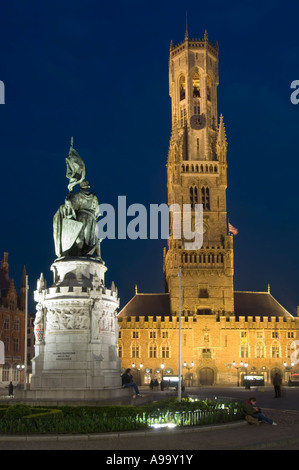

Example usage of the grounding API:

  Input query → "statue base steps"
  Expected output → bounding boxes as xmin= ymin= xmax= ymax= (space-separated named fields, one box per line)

xmin=16 ymin=386 xmax=133 ymax=403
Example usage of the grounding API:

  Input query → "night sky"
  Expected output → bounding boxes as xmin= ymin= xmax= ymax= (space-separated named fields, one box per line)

xmin=0 ymin=0 xmax=298 ymax=316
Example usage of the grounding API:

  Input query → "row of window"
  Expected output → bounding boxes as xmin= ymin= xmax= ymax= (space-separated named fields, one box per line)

xmin=241 ymin=331 xmax=295 ymax=339
xmin=128 ymin=331 xmax=169 ymax=339
xmin=240 ymin=341 xmax=295 ymax=359
xmin=119 ymin=341 xmax=296 ymax=360
xmin=125 ymin=331 xmax=296 ymax=340
xmin=179 ymin=73 xmax=212 ymax=101
xmin=1 ymin=318 xmax=21 ymax=331
xmin=190 ymin=185 xmax=210 ymax=210
xmin=181 ymin=163 xmax=218 ymax=173
xmin=118 ymin=344 xmax=170 ymax=359
xmin=2 ymin=337 xmax=21 ymax=353
xmin=1 ymin=363 xmax=23 ymax=382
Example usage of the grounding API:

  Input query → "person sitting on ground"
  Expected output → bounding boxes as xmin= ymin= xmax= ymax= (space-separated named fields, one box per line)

xmin=121 ymin=368 xmax=142 ymax=397
xmin=243 ymin=397 xmax=277 ymax=425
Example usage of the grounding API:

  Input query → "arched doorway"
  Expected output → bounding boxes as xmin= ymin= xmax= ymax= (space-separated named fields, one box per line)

xmin=199 ymin=367 xmax=214 ymax=385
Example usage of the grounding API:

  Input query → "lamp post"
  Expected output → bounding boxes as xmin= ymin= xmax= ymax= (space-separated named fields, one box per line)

xmin=244 ymin=361 xmax=249 ymax=388
xmin=284 ymin=361 xmax=294 ymax=383
xmin=132 ymin=362 xmax=143 ymax=385
xmin=160 ymin=363 xmax=165 ymax=391
xmin=24 ymin=275 xmax=29 ymax=391
xmin=183 ymin=361 xmax=194 ymax=387
xmin=178 ymin=267 xmax=182 ymax=402
xmin=233 ymin=360 xmax=245 ymax=387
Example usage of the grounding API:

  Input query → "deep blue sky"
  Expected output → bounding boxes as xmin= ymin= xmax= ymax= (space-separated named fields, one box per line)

xmin=0 ymin=0 xmax=299 ymax=315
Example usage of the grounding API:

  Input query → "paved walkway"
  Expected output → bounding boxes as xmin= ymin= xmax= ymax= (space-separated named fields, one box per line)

xmin=0 ymin=386 xmax=299 ymax=450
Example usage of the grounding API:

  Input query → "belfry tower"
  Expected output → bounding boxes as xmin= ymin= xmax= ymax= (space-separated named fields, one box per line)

xmin=163 ymin=30 xmax=234 ymax=316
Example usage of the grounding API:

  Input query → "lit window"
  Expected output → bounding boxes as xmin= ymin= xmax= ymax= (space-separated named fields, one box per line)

xmin=179 ymin=76 xmax=186 ymax=101
xmin=193 ymin=72 xmax=200 ymax=98
xmin=149 ymin=343 xmax=157 ymax=358
xmin=240 ymin=344 xmax=248 ymax=358
xmin=256 ymin=342 xmax=265 ymax=358
xmin=271 ymin=342 xmax=280 ymax=358
xmin=207 ymin=76 xmax=211 ymax=101
xmin=131 ymin=344 xmax=140 ymax=358
xmin=161 ymin=345 xmax=170 ymax=358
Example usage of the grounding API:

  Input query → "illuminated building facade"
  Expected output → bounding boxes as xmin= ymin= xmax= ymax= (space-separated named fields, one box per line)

xmin=118 ymin=31 xmax=299 ymax=386
xmin=0 ymin=253 xmax=27 ymax=385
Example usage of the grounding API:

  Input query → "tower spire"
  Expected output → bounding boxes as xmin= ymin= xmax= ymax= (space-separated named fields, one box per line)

xmin=217 ymin=114 xmax=227 ymax=146
xmin=185 ymin=11 xmax=189 ymax=39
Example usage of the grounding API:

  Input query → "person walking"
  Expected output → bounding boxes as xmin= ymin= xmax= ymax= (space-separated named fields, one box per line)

xmin=273 ymin=373 xmax=282 ymax=398
xmin=243 ymin=397 xmax=277 ymax=425
xmin=8 ymin=381 xmax=14 ymax=398
xmin=121 ymin=368 xmax=142 ymax=397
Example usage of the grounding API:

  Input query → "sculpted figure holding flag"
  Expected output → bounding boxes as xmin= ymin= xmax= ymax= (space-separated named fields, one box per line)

xmin=53 ymin=139 xmax=101 ymax=259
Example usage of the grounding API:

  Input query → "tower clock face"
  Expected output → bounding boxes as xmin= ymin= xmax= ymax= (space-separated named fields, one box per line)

xmin=190 ymin=114 xmax=206 ymax=130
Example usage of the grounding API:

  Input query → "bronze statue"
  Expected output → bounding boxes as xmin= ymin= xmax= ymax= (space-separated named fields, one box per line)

xmin=53 ymin=139 xmax=101 ymax=259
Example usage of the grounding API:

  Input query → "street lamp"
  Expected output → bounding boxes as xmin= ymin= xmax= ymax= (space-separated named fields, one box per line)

xmin=233 ymin=361 xmax=246 ymax=387
xmin=183 ymin=361 xmax=194 ymax=387
xmin=161 ymin=363 xmax=165 ymax=391
xmin=284 ymin=361 xmax=294 ymax=383
xmin=132 ymin=362 xmax=143 ymax=385
xmin=233 ymin=361 xmax=241 ymax=387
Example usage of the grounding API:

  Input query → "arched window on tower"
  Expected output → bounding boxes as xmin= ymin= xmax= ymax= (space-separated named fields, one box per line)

xmin=193 ymin=72 xmax=200 ymax=98
xmin=190 ymin=186 xmax=198 ymax=209
xmin=179 ymin=75 xmax=186 ymax=101
xmin=201 ymin=186 xmax=210 ymax=210
xmin=207 ymin=76 xmax=212 ymax=101
xmin=180 ymin=107 xmax=186 ymax=127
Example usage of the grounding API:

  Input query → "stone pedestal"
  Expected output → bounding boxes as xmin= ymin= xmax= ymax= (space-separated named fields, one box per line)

xmin=28 ymin=257 xmax=123 ymax=400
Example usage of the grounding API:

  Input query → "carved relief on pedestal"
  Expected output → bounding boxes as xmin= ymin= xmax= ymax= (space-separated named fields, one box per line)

xmin=46 ymin=304 xmax=90 ymax=331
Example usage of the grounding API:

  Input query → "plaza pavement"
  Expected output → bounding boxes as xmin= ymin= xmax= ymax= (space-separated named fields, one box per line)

xmin=0 ymin=385 xmax=299 ymax=450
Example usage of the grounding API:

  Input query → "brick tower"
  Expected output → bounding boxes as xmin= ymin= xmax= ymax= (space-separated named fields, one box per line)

xmin=163 ymin=30 xmax=234 ymax=316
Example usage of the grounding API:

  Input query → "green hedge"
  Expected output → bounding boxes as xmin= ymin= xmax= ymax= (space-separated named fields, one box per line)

xmin=0 ymin=398 xmax=243 ymax=434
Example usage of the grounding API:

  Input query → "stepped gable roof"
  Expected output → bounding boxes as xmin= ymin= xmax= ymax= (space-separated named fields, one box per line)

xmin=118 ymin=293 xmax=170 ymax=319
xmin=234 ymin=291 xmax=293 ymax=319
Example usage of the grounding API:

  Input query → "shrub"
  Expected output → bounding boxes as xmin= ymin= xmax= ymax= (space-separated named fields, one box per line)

xmin=0 ymin=397 xmax=243 ymax=434
xmin=5 ymin=404 xmax=32 ymax=419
